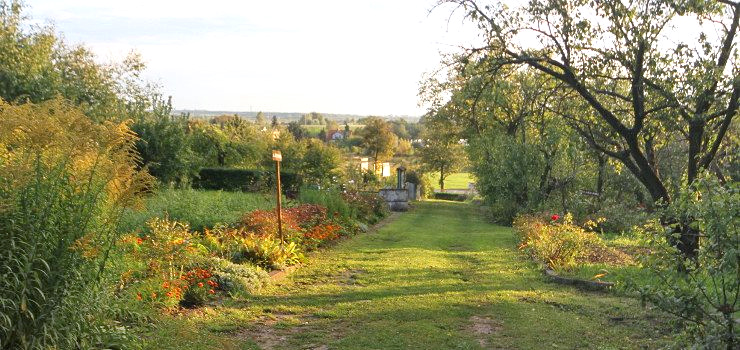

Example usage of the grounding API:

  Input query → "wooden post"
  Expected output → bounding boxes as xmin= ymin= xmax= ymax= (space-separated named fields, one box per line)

xmin=272 ymin=150 xmax=283 ymax=249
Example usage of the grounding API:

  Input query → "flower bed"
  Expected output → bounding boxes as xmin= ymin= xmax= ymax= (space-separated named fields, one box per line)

xmin=118 ymin=192 xmax=388 ymax=311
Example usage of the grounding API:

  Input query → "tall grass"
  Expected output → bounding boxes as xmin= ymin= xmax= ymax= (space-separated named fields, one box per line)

xmin=120 ymin=188 xmax=276 ymax=232
xmin=298 ymin=187 xmax=354 ymax=219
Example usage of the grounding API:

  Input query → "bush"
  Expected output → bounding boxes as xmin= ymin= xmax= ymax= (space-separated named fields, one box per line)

xmin=631 ymin=177 xmax=738 ymax=349
xmin=0 ymin=99 xmax=152 ymax=349
xmin=234 ymin=235 xmax=303 ymax=270
xmin=405 ymin=170 xmax=433 ymax=198
xmin=432 ymin=192 xmax=468 ymax=201
xmin=194 ymin=167 xmax=302 ymax=193
xmin=131 ymin=102 xmax=199 ymax=185
xmin=341 ymin=190 xmax=389 ymax=224
xmin=513 ymin=213 xmax=605 ymax=270
xmin=206 ymin=258 xmax=270 ymax=296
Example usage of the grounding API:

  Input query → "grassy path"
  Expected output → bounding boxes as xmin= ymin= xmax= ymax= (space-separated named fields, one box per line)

xmin=146 ymin=201 xmax=665 ymax=349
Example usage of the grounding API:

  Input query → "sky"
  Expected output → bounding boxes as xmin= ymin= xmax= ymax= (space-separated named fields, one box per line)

xmin=27 ymin=0 xmax=479 ymax=117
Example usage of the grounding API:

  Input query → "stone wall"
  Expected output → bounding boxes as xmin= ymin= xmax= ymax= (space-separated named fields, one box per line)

xmin=379 ymin=189 xmax=409 ymax=211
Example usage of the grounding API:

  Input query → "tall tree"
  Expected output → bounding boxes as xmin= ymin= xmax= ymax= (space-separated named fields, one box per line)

xmin=0 ymin=0 xmax=152 ymax=122
xmin=419 ymin=128 xmax=467 ymax=191
xmin=255 ymin=111 xmax=266 ymax=125
xmin=442 ymin=0 xmax=740 ymax=259
xmin=359 ymin=117 xmax=396 ymax=166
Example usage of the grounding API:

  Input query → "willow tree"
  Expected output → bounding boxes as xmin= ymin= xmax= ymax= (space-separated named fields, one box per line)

xmin=442 ymin=0 xmax=740 ymax=259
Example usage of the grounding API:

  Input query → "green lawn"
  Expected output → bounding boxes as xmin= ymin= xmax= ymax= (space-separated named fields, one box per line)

xmin=138 ymin=201 xmax=668 ymax=349
xmin=120 ymin=188 xmax=277 ymax=233
xmin=429 ymin=172 xmax=476 ymax=190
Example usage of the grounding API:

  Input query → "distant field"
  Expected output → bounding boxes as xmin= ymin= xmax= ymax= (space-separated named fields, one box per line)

xmin=428 ymin=172 xmax=475 ymax=190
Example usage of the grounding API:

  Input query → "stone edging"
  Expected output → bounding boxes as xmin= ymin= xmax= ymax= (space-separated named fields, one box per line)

xmin=543 ymin=268 xmax=614 ymax=291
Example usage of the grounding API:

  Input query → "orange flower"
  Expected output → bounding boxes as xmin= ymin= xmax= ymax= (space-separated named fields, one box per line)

xmin=208 ymin=289 xmax=215 ymax=294
xmin=197 ymin=282 xmax=204 ymax=288
xmin=162 ymin=281 xmax=170 ymax=289
xmin=151 ymin=292 xmax=157 ymax=299
xmin=136 ymin=237 xmax=143 ymax=244
xmin=136 ymin=292 xmax=142 ymax=301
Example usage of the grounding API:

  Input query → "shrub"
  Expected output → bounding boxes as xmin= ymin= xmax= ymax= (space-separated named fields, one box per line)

xmin=131 ymin=102 xmax=199 ymax=185
xmin=202 ymin=225 xmax=249 ymax=260
xmin=432 ymin=192 xmax=468 ymax=201
xmin=241 ymin=208 xmax=301 ymax=239
xmin=405 ymin=170 xmax=433 ymax=198
xmin=631 ymin=177 xmax=738 ymax=348
xmin=119 ymin=218 xmax=215 ymax=309
xmin=134 ymin=217 xmax=208 ymax=280
xmin=0 ymin=98 xmax=152 ymax=349
xmin=342 ymin=190 xmax=389 ymax=224
xmin=234 ymin=234 xmax=303 ymax=270
xmin=513 ymin=213 xmax=605 ymax=270
xmin=193 ymin=167 xmax=302 ymax=193
xmin=206 ymin=257 xmax=270 ymax=296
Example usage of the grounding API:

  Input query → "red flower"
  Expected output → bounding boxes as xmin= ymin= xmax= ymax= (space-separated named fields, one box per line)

xmin=551 ymin=214 xmax=560 ymax=221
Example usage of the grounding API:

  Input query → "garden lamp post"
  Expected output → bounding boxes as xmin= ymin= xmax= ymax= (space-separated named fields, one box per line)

xmin=272 ymin=150 xmax=284 ymax=249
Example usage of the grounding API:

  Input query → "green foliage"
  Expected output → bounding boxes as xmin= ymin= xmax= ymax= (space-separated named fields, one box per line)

xmin=301 ymin=139 xmax=342 ymax=186
xmin=235 ymin=235 xmax=303 ymax=270
xmin=432 ymin=192 xmax=468 ymax=201
xmin=513 ymin=214 xmax=605 ymax=270
xmin=193 ymin=167 xmax=302 ymax=193
xmin=188 ymin=118 xmax=265 ymax=168
xmin=120 ymin=188 xmax=275 ymax=232
xmin=287 ymin=120 xmax=308 ymax=139
xmin=631 ymin=177 xmax=739 ymax=348
xmin=405 ymin=170 xmax=433 ymax=198
xmin=418 ymin=119 xmax=468 ymax=191
xmin=131 ymin=97 xmax=199 ymax=185
xmin=0 ymin=1 xmax=153 ymax=122
xmin=470 ymin=134 xmax=545 ymax=224
xmin=359 ymin=117 xmax=396 ymax=163
xmin=299 ymin=187 xmax=354 ymax=219
xmin=206 ymin=258 xmax=270 ymax=296
xmin=0 ymin=99 xmax=152 ymax=349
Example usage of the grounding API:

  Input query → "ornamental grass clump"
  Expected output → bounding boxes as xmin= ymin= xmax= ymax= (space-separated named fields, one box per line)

xmin=0 ymin=98 xmax=153 ymax=349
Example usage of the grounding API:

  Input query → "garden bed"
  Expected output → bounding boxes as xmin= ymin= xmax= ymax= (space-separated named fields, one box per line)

xmin=513 ymin=213 xmax=646 ymax=291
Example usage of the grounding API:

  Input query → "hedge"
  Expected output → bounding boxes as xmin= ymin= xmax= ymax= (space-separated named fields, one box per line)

xmin=432 ymin=192 xmax=468 ymax=201
xmin=193 ymin=168 xmax=302 ymax=193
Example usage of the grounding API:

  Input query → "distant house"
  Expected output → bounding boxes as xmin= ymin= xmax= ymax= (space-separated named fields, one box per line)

xmin=326 ymin=129 xmax=344 ymax=141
